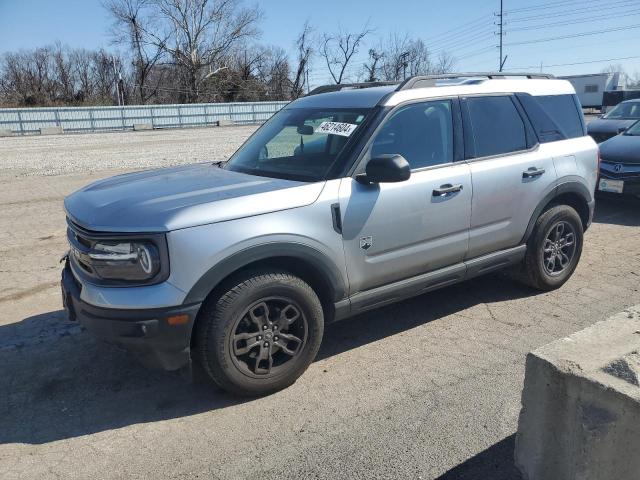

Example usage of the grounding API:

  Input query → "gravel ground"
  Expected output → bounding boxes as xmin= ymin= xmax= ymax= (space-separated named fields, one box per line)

xmin=0 ymin=126 xmax=257 ymax=176
xmin=0 ymin=128 xmax=639 ymax=480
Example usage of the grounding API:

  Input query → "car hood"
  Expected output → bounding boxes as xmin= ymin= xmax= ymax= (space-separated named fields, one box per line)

xmin=587 ymin=118 xmax=637 ymax=134
xmin=599 ymin=134 xmax=640 ymax=164
xmin=64 ymin=163 xmax=325 ymax=232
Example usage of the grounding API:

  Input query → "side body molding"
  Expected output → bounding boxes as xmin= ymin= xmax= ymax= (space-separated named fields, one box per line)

xmin=182 ymin=242 xmax=348 ymax=305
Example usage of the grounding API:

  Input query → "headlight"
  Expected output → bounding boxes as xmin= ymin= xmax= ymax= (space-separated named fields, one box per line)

xmin=88 ymin=241 xmax=161 ymax=281
xmin=67 ymin=220 xmax=169 ymax=285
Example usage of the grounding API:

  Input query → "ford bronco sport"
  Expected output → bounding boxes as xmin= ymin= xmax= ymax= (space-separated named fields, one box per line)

xmin=62 ymin=73 xmax=598 ymax=396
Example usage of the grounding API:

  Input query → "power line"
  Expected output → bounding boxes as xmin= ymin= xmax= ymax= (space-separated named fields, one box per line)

xmin=504 ymin=23 xmax=640 ymax=46
xmin=429 ymin=31 xmax=496 ymax=57
xmin=508 ymin=0 xmax=640 ymax=22
xmin=456 ymin=46 xmax=498 ymax=62
xmin=508 ymin=10 xmax=640 ymax=32
xmin=504 ymin=55 xmax=640 ymax=71
xmin=506 ymin=0 xmax=612 ymax=14
xmin=425 ymin=24 xmax=494 ymax=50
xmin=423 ymin=12 xmax=494 ymax=44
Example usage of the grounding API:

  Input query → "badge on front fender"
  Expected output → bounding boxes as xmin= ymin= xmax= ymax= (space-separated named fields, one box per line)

xmin=360 ymin=236 xmax=373 ymax=251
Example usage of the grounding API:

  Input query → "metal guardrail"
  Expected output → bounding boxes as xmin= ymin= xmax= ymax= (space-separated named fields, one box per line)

xmin=0 ymin=101 xmax=289 ymax=135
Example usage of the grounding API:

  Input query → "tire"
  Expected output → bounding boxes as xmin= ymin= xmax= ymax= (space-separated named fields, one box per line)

xmin=195 ymin=270 xmax=324 ymax=397
xmin=518 ymin=205 xmax=584 ymax=291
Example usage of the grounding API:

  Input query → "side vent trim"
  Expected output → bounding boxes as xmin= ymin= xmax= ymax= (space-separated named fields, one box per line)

xmin=331 ymin=203 xmax=342 ymax=235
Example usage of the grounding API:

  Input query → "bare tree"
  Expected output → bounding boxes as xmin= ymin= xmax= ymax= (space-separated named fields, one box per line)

xmin=71 ymin=49 xmax=95 ymax=102
xmin=377 ymin=34 xmax=455 ymax=81
xmin=52 ymin=43 xmax=75 ymax=103
xmin=0 ymin=45 xmax=129 ymax=107
xmin=601 ymin=64 xmax=626 ymax=75
xmin=290 ymin=21 xmax=312 ymax=98
xmin=321 ymin=24 xmax=373 ymax=84
xmin=0 ymin=47 xmax=55 ymax=106
xmin=91 ymin=49 xmax=124 ymax=105
xmin=104 ymin=0 xmax=166 ymax=103
xmin=363 ymin=48 xmax=383 ymax=82
xmin=379 ymin=34 xmax=430 ymax=81
xmin=255 ymin=46 xmax=290 ymax=99
xmin=432 ymin=51 xmax=455 ymax=75
xmin=0 ymin=52 xmax=38 ymax=105
xmin=148 ymin=0 xmax=262 ymax=102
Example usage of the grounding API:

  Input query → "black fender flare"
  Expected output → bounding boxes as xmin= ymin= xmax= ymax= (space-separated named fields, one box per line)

xmin=521 ymin=181 xmax=593 ymax=243
xmin=182 ymin=242 xmax=348 ymax=305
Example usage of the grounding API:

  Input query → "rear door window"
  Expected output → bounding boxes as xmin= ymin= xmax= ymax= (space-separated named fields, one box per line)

xmin=465 ymin=96 xmax=527 ymax=158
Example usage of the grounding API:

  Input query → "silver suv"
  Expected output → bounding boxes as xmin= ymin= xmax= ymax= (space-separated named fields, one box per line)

xmin=61 ymin=73 xmax=598 ymax=396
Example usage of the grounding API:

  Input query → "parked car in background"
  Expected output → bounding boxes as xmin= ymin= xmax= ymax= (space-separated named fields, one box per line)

xmin=587 ymin=99 xmax=640 ymax=143
xmin=598 ymin=120 xmax=640 ymax=198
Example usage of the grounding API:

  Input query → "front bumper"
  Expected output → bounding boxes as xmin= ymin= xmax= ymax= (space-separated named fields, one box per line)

xmin=598 ymin=168 xmax=640 ymax=198
xmin=61 ymin=261 xmax=201 ymax=371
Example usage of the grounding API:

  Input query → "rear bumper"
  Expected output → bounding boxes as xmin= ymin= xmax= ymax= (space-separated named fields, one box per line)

xmin=61 ymin=261 xmax=201 ymax=371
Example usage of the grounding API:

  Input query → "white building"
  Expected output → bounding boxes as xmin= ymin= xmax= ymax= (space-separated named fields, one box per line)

xmin=559 ymin=73 xmax=626 ymax=109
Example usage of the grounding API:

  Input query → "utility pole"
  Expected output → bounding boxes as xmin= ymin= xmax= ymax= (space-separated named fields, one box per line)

xmin=305 ymin=65 xmax=310 ymax=94
xmin=112 ymin=57 xmax=123 ymax=107
xmin=400 ymin=51 xmax=410 ymax=80
xmin=496 ymin=0 xmax=506 ymax=71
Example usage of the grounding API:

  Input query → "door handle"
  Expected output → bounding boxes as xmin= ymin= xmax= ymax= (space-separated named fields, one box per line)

xmin=433 ymin=183 xmax=463 ymax=196
xmin=523 ymin=167 xmax=546 ymax=178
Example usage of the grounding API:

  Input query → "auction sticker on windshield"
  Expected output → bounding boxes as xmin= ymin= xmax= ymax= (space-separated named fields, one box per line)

xmin=316 ymin=122 xmax=358 ymax=137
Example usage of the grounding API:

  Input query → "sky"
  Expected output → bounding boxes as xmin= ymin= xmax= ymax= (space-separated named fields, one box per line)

xmin=1 ymin=0 xmax=639 ymax=88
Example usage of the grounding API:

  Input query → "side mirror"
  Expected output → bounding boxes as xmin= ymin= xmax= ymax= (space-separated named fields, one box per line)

xmin=356 ymin=154 xmax=411 ymax=184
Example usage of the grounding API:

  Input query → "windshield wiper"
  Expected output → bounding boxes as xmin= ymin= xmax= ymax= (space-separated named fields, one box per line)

xmin=212 ymin=160 xmax=227 ymax=168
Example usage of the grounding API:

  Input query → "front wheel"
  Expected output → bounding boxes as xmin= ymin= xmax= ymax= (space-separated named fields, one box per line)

xmin=195 ymin=270 xmax=324 ymax=396
xmin=518 ymin=205 xmax=584 ymax=291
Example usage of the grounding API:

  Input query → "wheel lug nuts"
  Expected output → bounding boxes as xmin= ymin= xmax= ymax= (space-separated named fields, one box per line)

xmin=274 ymin=336 xmax=279 ymax=341
xmin=257 ymin=335 xmax=262 ymax=340
xmin=263 ymin=325 xmax=268 ymax=330
xmin=264 ymin=342 xmax=269 ymax=347
xmin=273 ymin=325 xmax=278 ymax=330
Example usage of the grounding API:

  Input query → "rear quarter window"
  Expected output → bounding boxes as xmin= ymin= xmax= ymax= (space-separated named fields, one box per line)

xmin=534 ymin=94 xmax=585 ymax=139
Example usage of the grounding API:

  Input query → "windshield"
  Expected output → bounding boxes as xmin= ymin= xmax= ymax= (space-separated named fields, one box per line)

xmin=624 ymin=120 xmax=640 ymax=136
xmin=604 ymin=102 xmax=640 ymax=120
xmin=224 ymin=107 xmax=370 ymax=181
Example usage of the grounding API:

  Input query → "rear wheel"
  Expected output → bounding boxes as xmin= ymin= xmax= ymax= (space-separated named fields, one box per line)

xmin=518 ymin=205 xmax=584 ymax=291
xmin=195 ymin=270 xmax=324 ymax=396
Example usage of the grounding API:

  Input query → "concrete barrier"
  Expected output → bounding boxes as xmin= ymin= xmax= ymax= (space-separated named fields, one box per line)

xmin=40 ymin=126 xmax=63 ymax=135
xmin=0 ymin=128 xmax=12 ymax=137
xmin=133 ymin=123 xmax=153 ymax=131
xmin=217 ymin=119 xmax=234 ymax=126
xmin=515 ymin=306 xmax=640 ymax=480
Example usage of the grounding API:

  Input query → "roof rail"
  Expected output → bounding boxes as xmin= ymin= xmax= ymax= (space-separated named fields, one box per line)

xmin=306 ymin=81 xmax=399 ymax=96
xmin=306 ymin=72 xmax=556 ymax=97
xmin=397 ymin=72 xmax=555 ymax=90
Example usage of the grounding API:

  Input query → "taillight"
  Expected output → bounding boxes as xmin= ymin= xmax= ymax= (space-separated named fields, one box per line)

xmin=596 ymin=148 xmax=601 ymax=182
